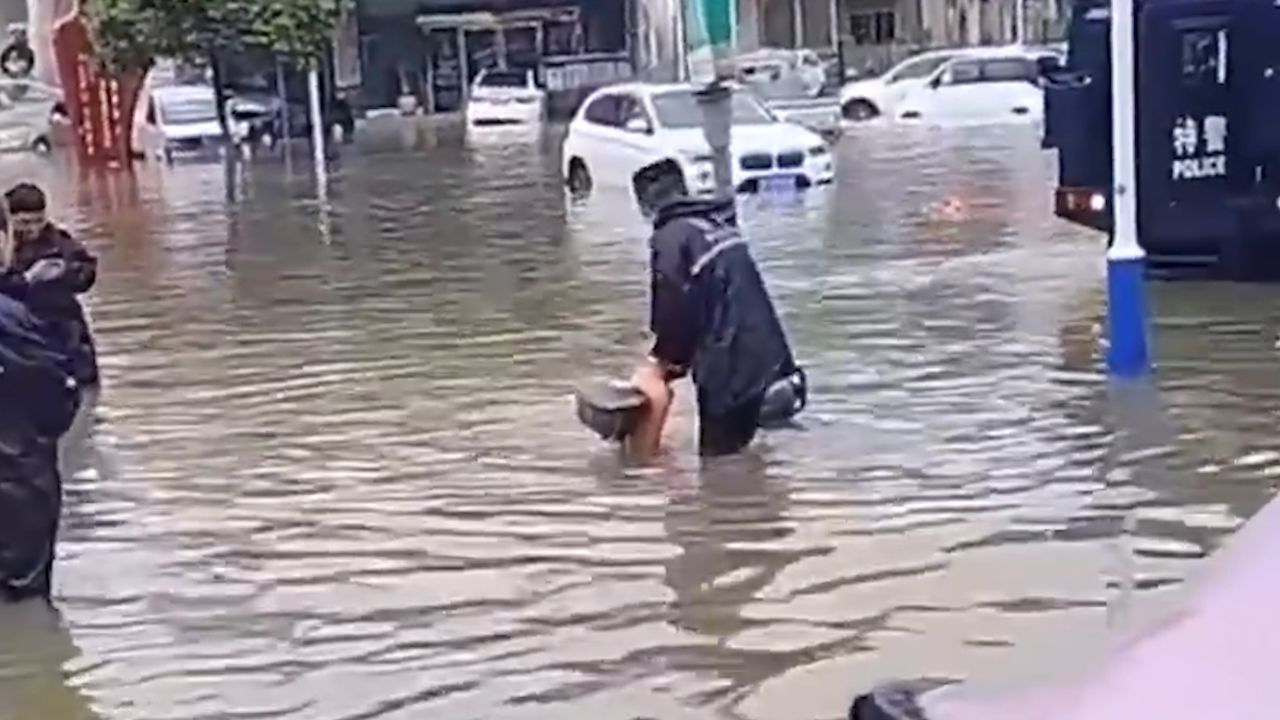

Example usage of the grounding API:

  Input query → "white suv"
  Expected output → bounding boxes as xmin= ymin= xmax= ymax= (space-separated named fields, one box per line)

xmin=561 ymin=82 xmax=835 ymax=197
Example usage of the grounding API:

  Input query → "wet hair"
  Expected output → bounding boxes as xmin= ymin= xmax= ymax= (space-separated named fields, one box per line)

xmin=631 ymin=160 xmax=688 ymax=217
xmin=5 ymin=182 xmax=46 ymax=214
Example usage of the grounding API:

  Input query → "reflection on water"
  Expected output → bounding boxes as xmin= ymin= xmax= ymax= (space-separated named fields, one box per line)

xmin=1 ymin=120 xmax=1279 ymax=720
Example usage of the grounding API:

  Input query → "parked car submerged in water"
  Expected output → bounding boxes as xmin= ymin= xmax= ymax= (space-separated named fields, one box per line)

xmin=839 ymin=48 xmax=969 ymax=121
xmin=895 ymin=47 xmax=1066 ymax=126
xmin=229 ymin=93 xmax=356 ymax=148
xmin=562 ymin=82 xmax=834 ymax=197
xmin=0 ymin=78 xmax=66 ymax=153
xmin=466 ymin=68 xmax=545 ymax=127
xmin=135 ymin=85 xmax=249 ymax=162
xmin=736 ymin=48 xmax=830 ymax=99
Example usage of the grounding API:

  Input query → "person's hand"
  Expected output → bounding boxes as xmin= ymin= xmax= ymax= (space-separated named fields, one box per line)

xmin=23 ymin=258 xmax=66 ymax=285
xmin=629 ymin=357 xmax=671 ymax=399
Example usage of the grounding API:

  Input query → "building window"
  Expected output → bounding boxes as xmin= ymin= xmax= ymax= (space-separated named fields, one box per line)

xmin=849 ymin=11 xmax=897 ymax=45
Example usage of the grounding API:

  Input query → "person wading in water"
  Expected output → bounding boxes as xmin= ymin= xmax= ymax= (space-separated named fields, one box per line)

xmin=626 ymin=160 xmax=802 ymax=461
xmin=0 ymin=205 xmax=81 ymax=603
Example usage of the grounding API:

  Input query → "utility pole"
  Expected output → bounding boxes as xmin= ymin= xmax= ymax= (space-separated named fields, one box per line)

xmin=1106 ymin=0 xmax=1149 ymax=377
xmin=307 ymin=64 xmax=328 ymax=205
xmin=685 ymin=0 xmax=737 ymax=198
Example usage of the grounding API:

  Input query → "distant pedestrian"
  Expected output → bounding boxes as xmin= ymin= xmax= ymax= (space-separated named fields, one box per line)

xmin=0 ymin=287 xmax=80 ymax=603
xmin=0 ymin=183 xmax=100 ymax=388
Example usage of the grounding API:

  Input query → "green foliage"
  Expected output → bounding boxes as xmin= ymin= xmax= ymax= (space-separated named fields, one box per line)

xmin=247 ymin=0 xmax=346 ymax=60
xmin=84 ymin=0 xmax=346 ymax=71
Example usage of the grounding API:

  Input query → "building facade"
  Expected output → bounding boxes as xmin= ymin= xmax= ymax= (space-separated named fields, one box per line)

xmin=731 ymin=0 xmax=1070 ymax=76
xmin=354 ymin=0 xmax=634 ymax=115
xmin=835 ymin=0 xmax=1072 ymax=74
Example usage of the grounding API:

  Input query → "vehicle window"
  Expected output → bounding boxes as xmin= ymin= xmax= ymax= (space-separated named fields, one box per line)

xmin=583 ymin=94 xmax=621 ymax=126
xmin=888 ymin=54 xmax=953 ymax=83
xmin=478 ymin=70 xmax=530 ymax=88
xmin=940 ymin=60 xmax=983 ymax=85
xmin=650 ymin=89 xmax=774 ymax=129
xmin=159 ymin=95 xmax=219 ymax=124
xmin=739 ymin=61 xmax=785 ymax=83
xmin=145 ymin=101 xmax=156 ymax=125
xmin=1035 ymin=54 xmax=1065 ymax=77
xmin=1181 ymin=27 xmax=1228 ymax=86
xmin=981 ymin=58 xmax=1037 ymax=82
xmin=618 ymin=95 xmax=652 ymax=131
xmin=938 ymin=58 xmax=1036 ymax=85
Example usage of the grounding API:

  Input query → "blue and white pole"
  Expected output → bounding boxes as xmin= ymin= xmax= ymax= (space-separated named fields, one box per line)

xmin=1106 ymin=0 xmax=1150 ymax=378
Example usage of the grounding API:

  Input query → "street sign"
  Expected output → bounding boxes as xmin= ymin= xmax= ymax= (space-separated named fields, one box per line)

xmin=684 ymin=0 xmax=736 ymax=85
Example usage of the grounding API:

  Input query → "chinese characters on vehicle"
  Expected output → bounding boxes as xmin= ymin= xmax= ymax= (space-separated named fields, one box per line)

xmin=1172 ymin=114 xmax=1227 ymax=180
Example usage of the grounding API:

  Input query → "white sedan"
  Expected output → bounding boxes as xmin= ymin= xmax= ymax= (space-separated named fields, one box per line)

xmin=465 ymin=68 xmax=545 ymax=127
xmin=895 ymin=52 xmax=1050 ymax=126
xmin=562 ymin=82 xmax=834 ymax=197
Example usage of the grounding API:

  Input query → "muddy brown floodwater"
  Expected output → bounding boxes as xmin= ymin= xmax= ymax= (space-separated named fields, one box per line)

xmin=2 ymin=120 xmax=1280 ymax=720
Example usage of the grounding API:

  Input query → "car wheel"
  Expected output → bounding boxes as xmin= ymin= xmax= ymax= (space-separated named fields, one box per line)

xmin=842 ymin=99 xmax=880 ymax=121
xmin=567 ymin=159 xmax=592 ymax=196
xmin=31 ymin=136 xmax=51 ymax=154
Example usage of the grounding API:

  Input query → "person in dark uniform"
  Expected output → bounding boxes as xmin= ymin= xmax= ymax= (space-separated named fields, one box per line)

xmin=627 ymin=160 xmax=800 ymax=460
xmin=0 ymin=183 xmax=100 ymax=388
xmin=0 ymin=291 xmax=80 ymax=603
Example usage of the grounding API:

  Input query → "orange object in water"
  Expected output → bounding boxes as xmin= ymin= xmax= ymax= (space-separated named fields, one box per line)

xmin=51 ymin=10 xmax=143 ymax=165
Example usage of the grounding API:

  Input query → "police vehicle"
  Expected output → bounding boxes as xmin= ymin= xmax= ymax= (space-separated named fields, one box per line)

xmin=1044 ymin=0 xmax=1280 ymax=277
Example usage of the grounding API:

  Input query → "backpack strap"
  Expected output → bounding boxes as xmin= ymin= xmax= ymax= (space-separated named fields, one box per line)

xmin=684 ymin=217 xmax=748 ymax=277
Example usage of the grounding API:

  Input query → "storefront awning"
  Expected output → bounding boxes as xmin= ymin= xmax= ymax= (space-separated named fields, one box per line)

xmin=416 ymin=6 xmax=579 ymax=31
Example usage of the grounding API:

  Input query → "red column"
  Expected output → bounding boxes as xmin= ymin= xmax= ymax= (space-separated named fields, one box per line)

xmin=52 ymin=10 xmax=144 ymax=165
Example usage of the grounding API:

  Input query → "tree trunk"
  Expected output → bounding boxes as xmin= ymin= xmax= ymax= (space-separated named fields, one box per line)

xmin=209 ymin=47 xmax=230 ymax=140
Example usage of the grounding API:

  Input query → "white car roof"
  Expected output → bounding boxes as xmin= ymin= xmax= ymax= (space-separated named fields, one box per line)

xmin=894 ymin=44 xmax=1055 ymax=67
xmin=584 ymin=81 xmax=748 ymax=99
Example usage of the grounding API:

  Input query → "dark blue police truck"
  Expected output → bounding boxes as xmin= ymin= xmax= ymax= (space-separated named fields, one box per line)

xmin=1044 ymin=0 xmax=1280 ymax=278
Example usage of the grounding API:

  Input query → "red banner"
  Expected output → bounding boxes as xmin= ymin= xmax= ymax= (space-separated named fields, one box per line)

xmin=52 ymin=11 xmax=143 ymax=165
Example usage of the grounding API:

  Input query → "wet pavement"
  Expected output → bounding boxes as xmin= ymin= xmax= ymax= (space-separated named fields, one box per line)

xmin=2 ymin=119 xmax=1280 ymax=720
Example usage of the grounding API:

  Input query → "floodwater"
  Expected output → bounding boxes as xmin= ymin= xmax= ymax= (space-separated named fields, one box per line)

xmin=2 ymin=120 xmax=1280 ymax=720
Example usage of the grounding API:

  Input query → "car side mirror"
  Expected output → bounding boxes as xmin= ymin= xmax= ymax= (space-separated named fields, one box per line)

xmin=624 ymin=116 xmax=651 ymax=134
xmin=928 ymin=76 xmax=943 ymax=89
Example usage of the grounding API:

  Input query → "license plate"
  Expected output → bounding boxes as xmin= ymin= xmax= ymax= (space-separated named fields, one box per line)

xmin=761 ymin=175 xmax=797 ymax=193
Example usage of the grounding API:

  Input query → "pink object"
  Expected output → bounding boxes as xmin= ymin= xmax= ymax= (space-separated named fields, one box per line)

xmin=922 ymin=495 xmax=1280 ymax=720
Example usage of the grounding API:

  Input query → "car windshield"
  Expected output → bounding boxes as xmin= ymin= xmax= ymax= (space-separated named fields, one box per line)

xmin=479 ymin=70 xmax=529 ymax=88
xmin=161 ymin=95 xmax=218 ymax=124
xmin=650 ymin=90 xmax=774 ymax=129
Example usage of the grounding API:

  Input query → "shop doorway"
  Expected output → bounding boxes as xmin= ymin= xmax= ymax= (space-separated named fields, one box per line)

xmin=420 ymin=11 xmax=578 ymax=112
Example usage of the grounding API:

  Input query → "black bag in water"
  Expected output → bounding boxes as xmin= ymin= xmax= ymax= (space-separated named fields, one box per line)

xmin=574 ymin=378 xmax=648 ymax=442
xmin=758 ymin=366 xmax=808 ymax=428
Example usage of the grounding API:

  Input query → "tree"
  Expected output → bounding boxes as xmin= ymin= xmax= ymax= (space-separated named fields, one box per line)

xmin=84 ymin=0 xmax=345 ymax=136
xmin=86 ymin=0 xmax=344 ymax=70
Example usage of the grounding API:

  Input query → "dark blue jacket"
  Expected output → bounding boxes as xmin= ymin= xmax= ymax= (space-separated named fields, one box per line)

xmin=648 ymin=198 xmax=797 ymax=417
xmin=0 ymin=293 xmax=79 ymax=601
